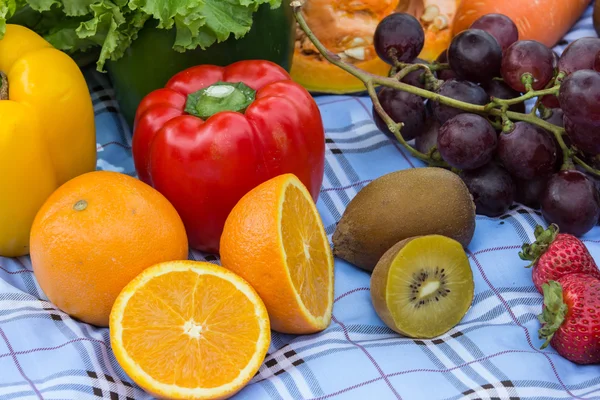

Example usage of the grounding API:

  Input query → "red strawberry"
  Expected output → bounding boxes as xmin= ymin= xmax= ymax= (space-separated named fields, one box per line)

xmin=538 ymin=273 xmax=600 ymax=364
xmin=519 ymin=224 xmax=600 ymax=294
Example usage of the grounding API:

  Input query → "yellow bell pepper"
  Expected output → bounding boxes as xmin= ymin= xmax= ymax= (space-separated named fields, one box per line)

xmin=0 ymin=25 xmax=97 ymax=257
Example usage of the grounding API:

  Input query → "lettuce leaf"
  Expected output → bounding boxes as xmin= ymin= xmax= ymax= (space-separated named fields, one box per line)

xmin=0 ymin=0 xmax=281 ymax=71
xmin=0 ymin=0 xmax=23 ymax=36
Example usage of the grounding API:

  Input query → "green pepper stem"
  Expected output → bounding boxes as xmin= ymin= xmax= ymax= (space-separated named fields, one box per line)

xmin=290 ymin=2 xmax=596 ymax=176
xmin=185 ymin=81 xmax=256 ymax=119
xmin=0 ymin=71 xmax=8 ymax=101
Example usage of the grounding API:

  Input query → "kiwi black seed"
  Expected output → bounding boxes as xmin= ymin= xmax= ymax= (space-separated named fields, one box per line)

xmin=409 ymin=267 xmax=451 ymax=308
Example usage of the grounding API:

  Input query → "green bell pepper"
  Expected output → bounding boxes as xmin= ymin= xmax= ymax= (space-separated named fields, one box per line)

xmin=107 ymin=1 xmax=295 ymax=128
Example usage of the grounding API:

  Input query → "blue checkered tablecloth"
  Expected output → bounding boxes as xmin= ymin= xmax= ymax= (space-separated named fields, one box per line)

xmin=2 ymin=4 xmax=600 ymax=400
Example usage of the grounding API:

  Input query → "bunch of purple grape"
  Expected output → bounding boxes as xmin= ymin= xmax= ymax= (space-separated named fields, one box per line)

xmin=371 ymin=12 xmax=600 ymax=237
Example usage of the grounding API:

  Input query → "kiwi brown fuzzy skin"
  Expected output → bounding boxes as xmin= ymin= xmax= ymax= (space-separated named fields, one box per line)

xmin=370 ymin=237 xmax=417 ymax=336
xmin=333 ymin=168 xmax=476 ymax=272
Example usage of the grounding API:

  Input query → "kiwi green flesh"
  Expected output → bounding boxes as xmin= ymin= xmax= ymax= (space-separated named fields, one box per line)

xmin=371 ymin=235 xmax=474 ymax=339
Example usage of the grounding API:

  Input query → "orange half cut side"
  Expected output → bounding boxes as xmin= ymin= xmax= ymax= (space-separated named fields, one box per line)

xmin=109 ymin=260 xmax=271 ymax=400
xmin=280 ymin=178 xmax=334 ymax=329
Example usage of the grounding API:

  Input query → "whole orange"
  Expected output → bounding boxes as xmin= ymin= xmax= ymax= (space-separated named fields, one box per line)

xmin=30 ymin=171 xmax=189 ymax=327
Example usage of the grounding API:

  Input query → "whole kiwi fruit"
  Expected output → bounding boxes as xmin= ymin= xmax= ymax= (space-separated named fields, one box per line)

xmin=332 ymin=167 xmax=476 ymax=272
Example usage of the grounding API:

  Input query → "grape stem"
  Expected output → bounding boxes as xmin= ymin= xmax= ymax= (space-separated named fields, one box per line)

xmin=392 ymin=63 xmax=443 ymax=92
xmin=573 ymin=156 xmax=600 ymax=175
xmin=486 ymin=117 xmax=503 ymax=131
xmin=393 ymin=64 xmax=425 ymax=81
xmin=290 ymin=1 xmax=600 ymax=177
xmin=492 ymin=86 xmax=558 ymax=107
xmin=500 ymin=109 xmax=514 ymax=133
xmin=395 ymin=61 xmax=451 ymax=72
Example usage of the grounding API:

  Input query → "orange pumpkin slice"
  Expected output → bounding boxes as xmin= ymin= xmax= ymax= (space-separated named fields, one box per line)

xmin=291 ymin=0 xmax=461 ymax=94
xmin=109 ymin=260 xmax=271 ymax=400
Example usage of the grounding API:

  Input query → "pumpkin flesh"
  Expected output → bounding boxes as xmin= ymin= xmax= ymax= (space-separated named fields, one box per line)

xmin=291 ymin=0 xmax=461 ymax=94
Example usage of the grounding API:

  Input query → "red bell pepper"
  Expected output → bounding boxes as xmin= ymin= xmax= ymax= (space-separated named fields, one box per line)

xmin=132 ymin=60 xmax=325 ymax=253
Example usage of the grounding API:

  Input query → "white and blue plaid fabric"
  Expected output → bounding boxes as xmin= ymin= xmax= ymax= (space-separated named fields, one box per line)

xmin=1 ymin=3 xmax=600 ymax=399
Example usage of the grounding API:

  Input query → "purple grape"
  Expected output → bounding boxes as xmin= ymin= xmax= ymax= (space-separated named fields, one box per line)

xmin=448 ymin=29 xmax=502 ymax=83
xmin=431 ymin=79 xmax=490 ymax=124
xmin=437 ymin=114 xmax=497 ymax=170
xmin=515 ymin=177 xmax=547 ymax=209
xmin=436 ymin=50 xmax=457 ymax=81
xmin=484 ymin=79 xmax=525 ymax=113
xmin=558 ymin=69 xmax=600 ymax=126
xmin=501 ymin=40 xmax=554 ymax=92
xmin=541 ymin=94 xmax=560 ymax=109
xmin=557 ymin=37 xmax=600 ymax=75
xmin=459 ymin=163 xmax=516 ymax=217
xmin=497 ymin=121 xmax=558 ymax=179
xmin=415 ymin=118 xmax=440 ymax=154
xmin=372 ymin=88 xmax=426 ymax=141
xmin=564 ymin=115 xmax=600 ymax=155
xmin=374 ymin=13 xmax=425 ymax=65
xmin=595 ymin=51 xmax=600 ymax=72
xmin=541 ymin=170 xmax=600 ymax=237
xmin=469 ymin=13 xmax=519 ymax=52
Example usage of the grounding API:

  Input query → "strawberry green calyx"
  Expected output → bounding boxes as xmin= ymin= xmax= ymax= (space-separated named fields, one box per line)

xmin=519 ymin=224 xmax=560 ymax=268
xmin=538 ymin=280 xmax=567 ymax=349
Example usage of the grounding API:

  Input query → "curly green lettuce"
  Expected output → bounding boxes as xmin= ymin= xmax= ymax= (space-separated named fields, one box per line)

xmin=0 ymin=0 xmax=281 ymax=71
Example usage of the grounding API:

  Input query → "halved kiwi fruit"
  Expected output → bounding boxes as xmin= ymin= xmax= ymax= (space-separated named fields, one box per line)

xmin=370 ymin=235 xmax=474 ymax=339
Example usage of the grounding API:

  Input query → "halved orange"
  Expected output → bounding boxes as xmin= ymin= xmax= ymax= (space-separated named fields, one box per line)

xmin=109 ymin=260 xmax=271 ymax=400
xmin=220 ymin=173 xmax=334 ymax=334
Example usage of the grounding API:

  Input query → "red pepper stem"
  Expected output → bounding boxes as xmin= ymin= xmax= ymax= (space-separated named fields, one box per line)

xmin=184 ymin=81 xmax=256 ymax=119
xmin=0 ymin=71 xmax=8 ymax=101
